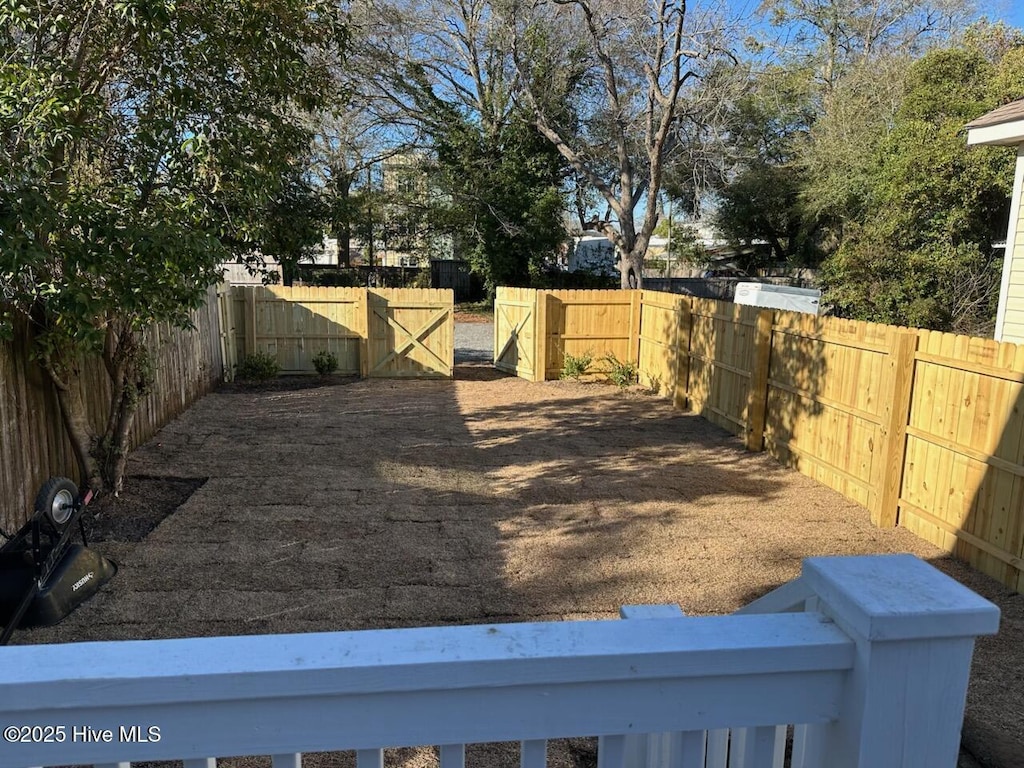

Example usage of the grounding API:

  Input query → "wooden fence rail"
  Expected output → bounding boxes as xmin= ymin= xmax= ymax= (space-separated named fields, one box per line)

xmin=495 ymin=287 xmax=1024 ymax=591
xmin=0 ymin=287 xmax=223 ymax=533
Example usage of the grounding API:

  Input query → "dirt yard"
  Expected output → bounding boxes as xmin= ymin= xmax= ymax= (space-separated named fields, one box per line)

xmin=17 ymin=365 xmax=1024 ymax=768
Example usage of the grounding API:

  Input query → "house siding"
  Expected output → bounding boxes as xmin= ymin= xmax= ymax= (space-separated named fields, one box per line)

xmin=995 ymin=148 xmax=1024 ymax=342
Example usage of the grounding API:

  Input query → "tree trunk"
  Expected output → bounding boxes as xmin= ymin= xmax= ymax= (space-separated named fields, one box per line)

xmin=620 ymin=251 xmax=644 ymax=289
xmin=338 ymin=223 xmax=352 ymax=268
xmin=46 ymin=365 xmax=103 ymax=492
xmin=105 ymin=384 xmax=140 ymax=496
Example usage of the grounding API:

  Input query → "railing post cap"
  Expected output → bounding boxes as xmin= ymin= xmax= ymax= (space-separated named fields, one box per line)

xmin=802 ymin=554 xmax=1000 ymax=641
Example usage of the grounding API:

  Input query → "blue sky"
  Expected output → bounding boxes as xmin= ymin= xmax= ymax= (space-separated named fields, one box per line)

xmin=1001 ymin=1 xmax=1024 ymax=28
xmin=728 ymin=1 xmax=1024 ymax=31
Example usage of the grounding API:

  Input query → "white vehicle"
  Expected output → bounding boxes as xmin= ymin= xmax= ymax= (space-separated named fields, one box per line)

xmin=734 ymin=282 xmax=821 ymax=315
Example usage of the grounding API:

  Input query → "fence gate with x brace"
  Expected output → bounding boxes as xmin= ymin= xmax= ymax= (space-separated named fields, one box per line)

xmin=363 ymin=289 xmax=455 ymax=378
xmin=493 ymin=286 xmax=540 ymax=381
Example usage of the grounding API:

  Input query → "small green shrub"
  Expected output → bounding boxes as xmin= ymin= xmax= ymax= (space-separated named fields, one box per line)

xmin=603 ymin=352 xmax=638 ymax=388
xmin=235 ymin=351 xmax=279 ymax=381
xmin=561 ymin=350 xmax=593 ymax=380
xmin=312 ymin=349 xmax=339 ymax=376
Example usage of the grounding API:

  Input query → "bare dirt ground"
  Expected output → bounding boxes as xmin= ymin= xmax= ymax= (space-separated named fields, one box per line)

xmin=17 ymin=364 xmax=1024 ymax=768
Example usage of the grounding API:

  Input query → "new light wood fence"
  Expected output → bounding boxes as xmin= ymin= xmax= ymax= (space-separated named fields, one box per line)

xmin=0 ymin=287 xmax=223 ymax=533
xmin=494 ymin=288 xmax=641 ymax=382
xmin=221 ymin=286 xmax=454 ymax=379
xmin=494 ymin=288 xmax=1024 ymax=591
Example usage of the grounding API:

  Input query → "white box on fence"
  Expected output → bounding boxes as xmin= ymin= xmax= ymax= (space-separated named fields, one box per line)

xmin=734 ymin=282 xmax=822 ymax=315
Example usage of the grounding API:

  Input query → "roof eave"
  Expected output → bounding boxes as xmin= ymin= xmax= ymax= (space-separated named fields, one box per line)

xmin=966 ymin=120 xmax=1024 ymax=147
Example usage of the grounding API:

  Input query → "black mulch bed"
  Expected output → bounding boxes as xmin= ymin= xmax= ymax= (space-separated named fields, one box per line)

xmin=82 ymin=475 xmax=206 ymax=543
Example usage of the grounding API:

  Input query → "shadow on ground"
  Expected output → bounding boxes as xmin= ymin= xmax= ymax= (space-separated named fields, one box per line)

xmin=15 ymin=364 xmax=1022 ymax=768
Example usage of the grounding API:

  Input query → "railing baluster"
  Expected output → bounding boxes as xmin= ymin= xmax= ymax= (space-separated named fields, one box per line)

xmin=705 ymin=729 xmax=729 ymax=768
xmin=623 ymin=732 xmax=647 ymax=768
xmin=183 ymin=760 xmax=216 ymax=768
xmin=440 ymin=743 xmax=465 ymax=768
xmin=357 ymin=749 xmax=384 ymax=768
xmin=617 ymin=605 xmax=687 ymax=768
xmin=790 ymin=724 xmax=824 ymax=768
xmin=677 ymin=731 xmax=706 ymax=768
xmin=728 ymin=726 xmax=777 ymax=768
xmin=271 ymin=754 xmax=302 ymax=768
xmin=598 ymin=734 xmax=627 ymax=768
xmin=727 ymin=728 xmax=746 ymax=768
xmin=643 ymin=731 xmax=692 ymax=768
xmin=771 ymin=726 xmax=786 ymax=768
xmin=520 ymin=739 xmax=547 ymax=768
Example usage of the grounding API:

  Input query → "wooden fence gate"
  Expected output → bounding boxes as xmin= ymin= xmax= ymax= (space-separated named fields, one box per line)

xmin=222 ymin=286 xmax=454 ymax=379
xmin=364 ymin=289 xmax=454 ymax=378
xmin=494 ymin=286 xmax=540 ymax=381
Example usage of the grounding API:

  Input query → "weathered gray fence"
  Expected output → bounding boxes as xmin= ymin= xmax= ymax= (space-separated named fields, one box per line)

xmin=0 ymin=286 xmax=223 ymax=532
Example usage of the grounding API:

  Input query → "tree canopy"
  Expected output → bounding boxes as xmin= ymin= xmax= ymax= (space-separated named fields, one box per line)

xmin=0 ymin=0 xmax=346 ymax=491
xmin=820 ymin=44 xmax=1024 ymax=333
xmin=679 ymin=0 xmax=1024 ymax=334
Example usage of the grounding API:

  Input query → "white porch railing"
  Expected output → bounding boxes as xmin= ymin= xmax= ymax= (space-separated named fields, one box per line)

xmin=0 ymin=555 xmax=999 ymax=768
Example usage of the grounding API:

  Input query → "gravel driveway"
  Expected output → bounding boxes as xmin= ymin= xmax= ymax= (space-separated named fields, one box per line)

xmin=455 ymin=320 xmax=494 ymax=363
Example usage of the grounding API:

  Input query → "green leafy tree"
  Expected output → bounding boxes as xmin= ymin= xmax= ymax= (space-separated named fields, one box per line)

xmin=709 ymin=66 xmax=823 ymax=270
xmin=432 ymin=109 xmax=566 ymax=292
xmin=699 ymin=0 xmax=978 ymax=275
xmin=260 ymin=165 xmax=329 ymax=286
xmin=0 ymin=0 xmax=345 ymax=493
xmin=651 ymin=215 xmax=707 ymax=269
xmin=509 ymin=0 xmax=736 ymax=288
xmin=352 ymin=0 xmax=568 ymax=291
xmin=820 ymin=45 xmax=1022 ymax=334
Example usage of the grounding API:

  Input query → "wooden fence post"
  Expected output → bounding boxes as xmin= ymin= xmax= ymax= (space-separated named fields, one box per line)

xmin=243 ymin=287 xmax=257 ymax=358
xmin=745 ymin=310 xmax=774 ymax=452
xmin=629 ymin=290 xmax=642 ymax=365
xmin=221 ymin=286 xmax=239 ymax=381
xmin=534 ymin=290 xmax=548 ymax=382
xmin=359 ymin=289 xmax=370 ymax=379
xmin=673 ymin=298 xmax=692 ymax=411
xmin=873 ymin=330 xmax=919 ymax=528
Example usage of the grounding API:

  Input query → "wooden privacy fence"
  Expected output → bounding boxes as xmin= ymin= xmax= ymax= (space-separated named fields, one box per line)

xmin=494 ymin=287 xmax=1024 ymax=591
xmin=494 ymin=287 xmax=641 ymax=381
xmin=221 ymin=286 xmax=454 ymax=379
xmin=0 ymin=287 xmax=223 ymax=533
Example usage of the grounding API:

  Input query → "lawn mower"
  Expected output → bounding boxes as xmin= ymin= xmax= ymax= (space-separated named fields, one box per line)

xmin=0 ymin=477 xmax=117 ymax=645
